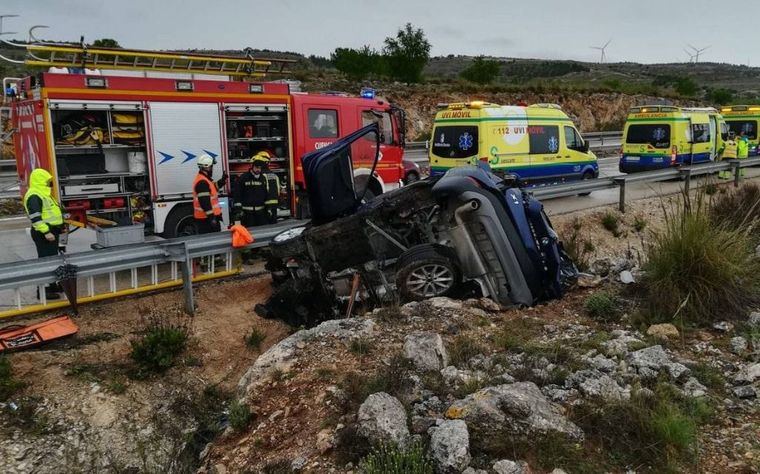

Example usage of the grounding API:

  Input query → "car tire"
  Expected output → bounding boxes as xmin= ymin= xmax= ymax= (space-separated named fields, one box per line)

xmin=577 ymin=171 xmax=595 ymax=196
xmin=395 ymin=244 xmax=460 ymax=301
xmin=163 ymin=204 xmax=197 ymax=238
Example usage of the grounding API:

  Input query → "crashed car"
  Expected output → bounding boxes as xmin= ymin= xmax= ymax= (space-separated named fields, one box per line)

xmin=256 ymin=124 xmax=577 ymax=326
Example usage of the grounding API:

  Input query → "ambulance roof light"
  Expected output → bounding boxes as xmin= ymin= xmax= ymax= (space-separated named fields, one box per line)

xmin=750 ymin=106 xmax=760 ymax=111
xmin=468 ymin=100 xmax=485 ymax=108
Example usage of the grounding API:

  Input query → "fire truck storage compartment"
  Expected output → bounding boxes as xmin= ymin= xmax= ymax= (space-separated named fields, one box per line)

xmin=49 ymin=100 xmax=152 ymax=229
xmin=225 ymin=104 xmax=290 ymax=214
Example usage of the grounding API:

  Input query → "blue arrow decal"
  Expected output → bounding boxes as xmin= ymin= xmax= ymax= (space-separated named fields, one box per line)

xmin=181 ymin=150 xmax=197 ymax=163
xmin=203 ymin=149 xmax=218 ymax=159
xmin=158 ymin=151 xmax=174 ymax=164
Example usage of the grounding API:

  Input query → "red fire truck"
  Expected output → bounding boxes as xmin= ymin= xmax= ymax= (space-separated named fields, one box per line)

xmin=5 ymin=48 xmax=406 ymax=237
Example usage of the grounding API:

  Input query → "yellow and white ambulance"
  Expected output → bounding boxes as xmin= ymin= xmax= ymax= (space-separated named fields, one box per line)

xmin=619 ymin=105 xmax=727 ymax=173
xmin=428 ymin=102 xmax=598 ymax=182
xmin=721 ymin=105 xmax=759 ymax=156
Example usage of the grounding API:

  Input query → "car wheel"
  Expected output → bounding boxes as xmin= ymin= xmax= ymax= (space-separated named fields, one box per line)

xmin=577 ymin=171 xmax=595 ymax=196
xmin=163 ymin=204 xmax=197 ymax=238
xmin=396 ymin=245 xmax=460 ymax=301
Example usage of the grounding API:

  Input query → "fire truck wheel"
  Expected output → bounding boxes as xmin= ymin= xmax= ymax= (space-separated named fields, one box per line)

xmin=395 ymin=245 xmax=461 ymax=301
xmin=163 ymin=204 xmax=198 ymax=238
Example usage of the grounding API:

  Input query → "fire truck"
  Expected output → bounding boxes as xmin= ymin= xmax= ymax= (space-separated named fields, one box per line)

xmin=3 ymin=43 xmax=406 ymax=237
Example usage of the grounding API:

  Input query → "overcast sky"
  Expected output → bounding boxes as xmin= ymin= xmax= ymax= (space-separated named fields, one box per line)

xmin=2 ymin=0 xmax=757 ymax=66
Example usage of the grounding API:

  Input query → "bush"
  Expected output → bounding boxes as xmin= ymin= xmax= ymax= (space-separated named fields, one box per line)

xmin=643 ymin=194 xmax=760 ymax=325
xmin=600 ymin=211 xmax=621 ymax=236
xmin=562 ymin=218 xmax=594 ymax=271
xmin=360 ymin=442 xmax=433 ymax=474
xmin=349 ymin=338 xmax=373 ymax=356
xmin=584 ymin=291 xmax=619 ymax=321
xmin=0 ymin=356 xmax=23 ymax=401
xmin=228 ymin=400 xmax=252 ymax=431
xmin=245 ymin=327 xmax=266 ymax=351
xmin=633 ymin=215 xmax=647 ymax=232
xmin=709 ymin=183 xmax=760 ymax=243
xmin=130 ymin=320 xmax=189 ymax=376
xmin=460 ymin=56 xmax=501 ymax=84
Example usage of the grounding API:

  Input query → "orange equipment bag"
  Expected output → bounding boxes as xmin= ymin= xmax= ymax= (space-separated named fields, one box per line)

xmin=0 ymin=315 xmax=79 ymax=352
xmin=231 ymin=224 xmax=254 ymax=248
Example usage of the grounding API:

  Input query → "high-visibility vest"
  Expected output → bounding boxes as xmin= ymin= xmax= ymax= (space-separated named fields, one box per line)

xmin=722 ymin=140 xmax=737 ymax=159
xmin=23 ymin=189 xmax=63 ymax=234
xmin=737 ymin=138 xmax=749 ymax=159
xmin=192 ymin=173 xmax=222 ymax=219
xmin=265 ymin=173 xmax=280 ymax=207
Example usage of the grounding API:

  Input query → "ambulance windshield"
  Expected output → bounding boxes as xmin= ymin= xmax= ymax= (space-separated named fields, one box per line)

xmin=431 ymin=126 xmax=479 ymax=158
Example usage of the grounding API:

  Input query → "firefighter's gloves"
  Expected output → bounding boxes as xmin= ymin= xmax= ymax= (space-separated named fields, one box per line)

xmin=44 ymin=232 xmax=55 ymax=242
xmin=219 ymin=171 xmax=228 ymax=186
xmin=209 ymin=216 xmax=220 ymax=229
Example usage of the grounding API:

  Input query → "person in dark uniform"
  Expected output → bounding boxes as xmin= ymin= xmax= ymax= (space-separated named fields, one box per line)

xmin=233 ymin=152 xmax=272 ymax=227
xmin=192 ymin=154 xmax=227 ymax=234
xmin=24 ymin=168 xmax=64 ymax=299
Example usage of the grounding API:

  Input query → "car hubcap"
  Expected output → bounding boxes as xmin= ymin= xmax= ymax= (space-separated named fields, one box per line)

xmin=406 ymin=263 xmax=454 ymax=298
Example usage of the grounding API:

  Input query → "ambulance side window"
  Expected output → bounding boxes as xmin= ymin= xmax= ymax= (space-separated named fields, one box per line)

xmin=691 ymin=123 xmax=710 ymax=143
xmin=529 ymin=125 xmax=560 ymax=154
xmin=564 ymin=126 xmax=582 ymax=150
xmin=727 ymin=120 xmax=757 ymax=139
xmin=308 ymin=109 xmax=338 ymax=138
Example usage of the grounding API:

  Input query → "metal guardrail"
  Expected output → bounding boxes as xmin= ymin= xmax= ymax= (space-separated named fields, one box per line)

xmin=0 ymin=220 xmax=303 ymax=318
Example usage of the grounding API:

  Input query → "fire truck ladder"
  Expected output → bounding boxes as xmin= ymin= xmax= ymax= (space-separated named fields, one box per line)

xmin=0 ymin=39 xmax=295 ymax=77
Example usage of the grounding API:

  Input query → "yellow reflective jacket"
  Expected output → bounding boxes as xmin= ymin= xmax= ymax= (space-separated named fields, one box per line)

xmin=23 ymin=169 xmax=63 ymax=233
xmin=737 ymin=137 xmax=749 ymax=159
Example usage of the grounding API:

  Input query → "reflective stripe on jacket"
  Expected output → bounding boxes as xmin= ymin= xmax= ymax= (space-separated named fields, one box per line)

xmin=192 ymin=173 xmax=222 ymax=219
xmin=23 ymin=168 xmax=63 ymax=234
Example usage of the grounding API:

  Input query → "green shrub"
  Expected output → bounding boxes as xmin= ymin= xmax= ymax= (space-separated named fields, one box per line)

xmin=0 ymin=356 xmax=23 ymax=401
xmin=633 ymin=215 xmax=647 ymax=232
xmin=709 ymin=183 xmax=760 ymax=243
xmin=228 ymin=400 xmax=252 ymax=432
xmin=584 ymin=291 xmax=619 ymax=321
xmin=448 ymin=335 xmax=486 ymax=367
xmin=360 ymin=442 xmax=433 ymax=474
xmin=341 ymin=354 xmax=412 ymax=410
xmin=600 ymin=211 xmax=621 ymax=236
xmin=130 ymin=320 xmax=189 ymax=376
xmin=245 ymin=327 xmax=266 ymax=351
xmin=349 ymin=338 xmax=373 ymax=356
xmin=562 ymin=218 xmax=594 ymax=271
xmin=643 ymin=195 xmax=760 ymax=325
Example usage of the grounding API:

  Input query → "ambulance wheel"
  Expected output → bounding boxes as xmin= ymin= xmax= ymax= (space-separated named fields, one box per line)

xmin=164 ymin=204 xmax=198 ymax=238
xmin=396 ymin=245 xmax=460 ymax=301
xmin=578 ymin=171 xmax=595 ymax=196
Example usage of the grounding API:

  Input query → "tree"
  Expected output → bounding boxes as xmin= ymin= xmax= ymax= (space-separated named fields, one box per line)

xmin=706 ymin=88 xmax=733 ymax=105
xmin=92 ymin=38 xmax=121 ymax=48
xmin=460 ymin=56 xmax=501 ymax=84
xmin=382 ymin=23 xmax=431 ymax=83
xmin=674 ymin=77 xmax=698 ymax=97
xmin=331 ymin=45 xmax=384 ymax=80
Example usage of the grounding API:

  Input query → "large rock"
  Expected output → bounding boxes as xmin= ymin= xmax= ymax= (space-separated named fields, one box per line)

xmin=627 ymin=345 xmax=670 ymax=378
xmin=493 ymin=459 xmax=529 ymax=474
xmin=567 ymin=370 xmax=629 ymax=400
xmin=428 ymin=419 xmax=471 ymax=474
xmin=734 ymin=363 xmax=760 ymax=384
xmin=445 ymin=382 xmax=583 ymax=451
xmin=237 ymin=318 xmax=375 ymax=397
xmin=357 ymin=392 xmax=410 ymax=447
xmin=602 ymin=332 xmax=643 ymax=357
xmin=404 ymin=332 xmax=449 ymax=372
xmin=730 ymin=336 xmax=748 ymax=354
xmin=748 ymin=312 xmax=760 ymax=328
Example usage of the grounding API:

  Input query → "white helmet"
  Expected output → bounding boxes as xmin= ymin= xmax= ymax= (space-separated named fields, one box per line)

xmin=197 ymin=154 xmax=215 ymax=169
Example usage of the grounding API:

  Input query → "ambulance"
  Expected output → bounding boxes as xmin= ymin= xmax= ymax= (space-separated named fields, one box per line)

xmin=429 ymin=102 xmax=598 ymax=183
xmin=619 ymin=105 xmax=727 ymax=173
xmin=721 ymin=105 xmax=759 ymax=156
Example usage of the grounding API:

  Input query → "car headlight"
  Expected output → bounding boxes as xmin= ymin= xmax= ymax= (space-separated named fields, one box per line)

xmin=273 ymin=226 xmax=306 ymax=243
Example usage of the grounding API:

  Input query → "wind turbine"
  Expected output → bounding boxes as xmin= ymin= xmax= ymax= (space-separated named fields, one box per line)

xmin=683 ymin=48 xmax=696 ymax=63
xmin=590 ymin=39 xmax=612 ymax=63
xmin=687 ymin=44 xmax=710 ymax=63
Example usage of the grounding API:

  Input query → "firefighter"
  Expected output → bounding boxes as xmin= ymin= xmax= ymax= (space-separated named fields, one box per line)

xmin=192 ymin=154 xmax=227 ymax=234
xmin=718 ymin=132 xmax=737 ymax=179
xmin=233 ymin=152 xmax=274 ymax=227
xmin=24 ymin=168 xmax=64 ymax=299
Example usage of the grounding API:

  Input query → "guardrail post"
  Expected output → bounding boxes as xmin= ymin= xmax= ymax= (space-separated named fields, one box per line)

xmin=614 ymin=177 xmax=626 ymax=213
xmin=732 ymin=160 xmax=741 ymax=187
xmin=683 ymin=169 xmax=692 ymax=196
xmin=163 ymin=242 xmax=194 ymax=316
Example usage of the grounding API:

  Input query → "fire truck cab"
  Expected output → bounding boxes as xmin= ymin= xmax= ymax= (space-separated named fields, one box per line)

xmin=7 ymin=72 xmax=405 ymax=237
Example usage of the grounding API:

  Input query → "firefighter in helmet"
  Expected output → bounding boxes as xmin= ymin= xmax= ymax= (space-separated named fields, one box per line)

xmin=233 ymin=151 xmax=278 ymax=226
xmin=192 ymin=154 xmax=227 ymax=233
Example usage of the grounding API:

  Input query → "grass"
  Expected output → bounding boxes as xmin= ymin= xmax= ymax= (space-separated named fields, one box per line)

xmin=228 ymin=399 xmax=252 ymax=431
xmin=494 ymin=318 xmax=543 ymax=353
xmin=688 ymin=362 xmax=725 ymax=391
xmin=709 ymin=182 xmax=760 ymax=244
xmin=245 ymin=327 xmax=266 ymax=351
xmin=359 ymin=442 xmax=433 ymax=474
xmin=340 ymin=354 xmax=412 ymax=411
xmin=562 ymin=217 xmax=594 ymax=271
xmin=447 ymin=335 xmax=486 ymax=367
xmin=584 ymin=291 xmax=620 ymax=322
xmin=633 ymin=214 xmax=647 ymax=232
xmin=130 ymin=319 xmax=189 ymax=377
xmin=600 ymin=211 xmax=622 ymax=237
xmin=642 ymin=193 xmax=760 ymax=326
xmin=0 ymin=356 xmax=23 ymax=401
xmin=349 ymin=337 xmax=373 ymax=356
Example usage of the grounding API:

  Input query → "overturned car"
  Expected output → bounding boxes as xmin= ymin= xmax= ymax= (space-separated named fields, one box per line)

xmin=256 ymin=124 xmax=577 ymax=326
